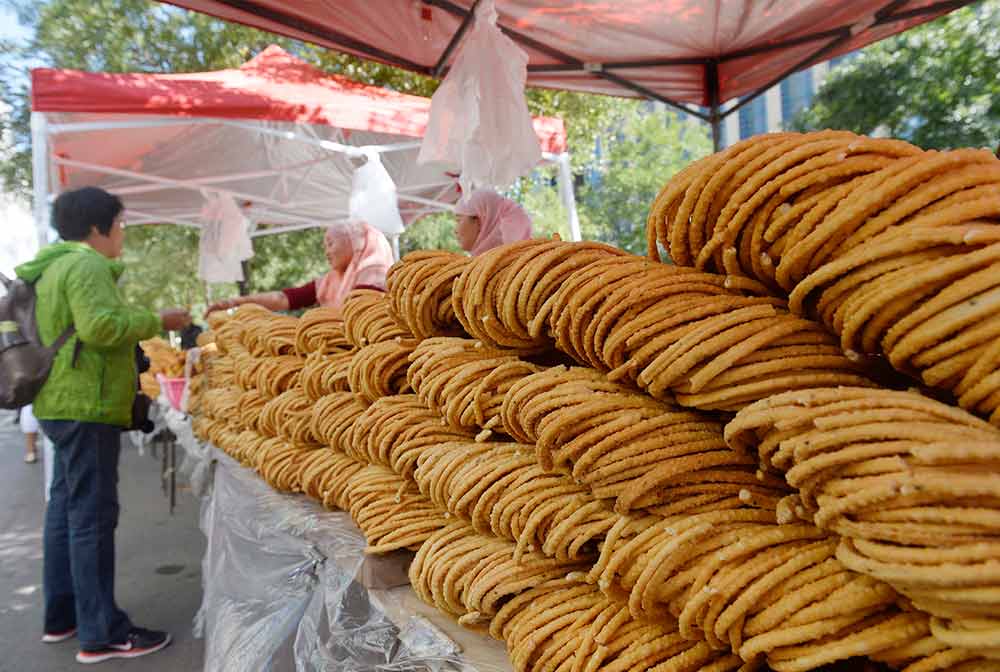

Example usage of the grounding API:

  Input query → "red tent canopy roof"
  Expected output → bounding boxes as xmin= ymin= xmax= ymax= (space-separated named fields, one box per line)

xmin=156 ymin=0 xmax=973 ymax=118
xmin=31 ymin=45 xmax=567 ymax=153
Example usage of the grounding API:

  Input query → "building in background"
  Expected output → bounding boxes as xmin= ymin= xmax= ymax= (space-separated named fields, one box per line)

xmin=718 ymin=53 xmax=858 ymax=147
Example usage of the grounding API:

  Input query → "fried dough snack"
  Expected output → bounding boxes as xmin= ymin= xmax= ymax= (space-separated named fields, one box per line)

xmin=309 ymin=392 xmax=366 ymax=454
xmin=298 ymin=448 xmax=365 ymax=511
xmin=236 ymin=388 xmax=268 ymax=433
xmin=342 ymin=464 xmax=451 ymax=554
xmin=646 ymin=131 xmax=923 ymax=283
xmin=342 ymin=289 xmax=411 ymax=347
xmin=239 ymin=313 xmax=299 ymax=358
xmin=347 ymin=340 xmax=416 ymax=404
xmin=254 ymin=437 xmax=319 ymax=492
xmin=233 ymin=351 xmax=264 ymax=392
xmin=409 ymin=521 xmax=590 ymax=623
xmin=300 ymin=350 xmax=354 ymax=401
xmin=258 ymin=388 xmax=320 ymax=445
xmin=254 ymin=355 xmax=306 ymax=399
xmin=544 ymin=256 xmax=872 ymax=410
xmin=791 ymin=224 xmax=1000 ymax=422
xmin=502 ymin=367 xmax=789 ymax=513
xmin=386 ymin=250 xmax=469 ymax=338
xmin=293 ymin=307 xmax=351 ymax=355
xmin=230 ymin=429 xmax=269 ymax=466
xmin=452 ymin=238 xmax=625 ymax=350
xmin=728 ymin=387 xmax=1000 ymax=652
xmin=349 ymin=394 xmax=474 ymax=479
xmin=139 ymin=336 xmax=186 ymax=377
xmin=205 ymin=352 xmax=237 ymax=389
xmin=648 ymin=133 xmax=1000 ymax=424
xmin=413 ymin=441 xmax=633 ymax=562
xmin=201 ymin=387 xmax=241 ymax=424
xmin=494 ymin=579 xmax=744 ymax=672
xmin=407 ymin=337 xmax=544 ymax=436
xmin=447 ymin=240 xmax=871 ymax=411
xmin=590 ymin=505 xmax=964 ymax=672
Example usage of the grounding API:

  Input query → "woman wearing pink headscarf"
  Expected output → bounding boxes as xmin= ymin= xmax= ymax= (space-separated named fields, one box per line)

xmin=453 ymin=189 xmax=534 ymax=256
xmin=206 ymin=221 xmax=394 ymax=314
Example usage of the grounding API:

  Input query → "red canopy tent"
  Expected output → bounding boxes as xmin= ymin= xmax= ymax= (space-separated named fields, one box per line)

xmin=159 ymin=0 xmax=975 ymax=148
xmin=29 ymin=46 xmax=571 ymax=249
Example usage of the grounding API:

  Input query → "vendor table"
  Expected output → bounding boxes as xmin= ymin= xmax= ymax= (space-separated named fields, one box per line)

xmin=168 ymin=408 xmax=510 ymax=672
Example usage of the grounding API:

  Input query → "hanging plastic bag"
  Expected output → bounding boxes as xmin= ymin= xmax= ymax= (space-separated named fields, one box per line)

xmin=417 ymin=0 xmax=541 ymax=198
xmin=198 ymin=191 xmax=254 ymax=283
xmin=349 ymin=152 xmax=405 ymax=237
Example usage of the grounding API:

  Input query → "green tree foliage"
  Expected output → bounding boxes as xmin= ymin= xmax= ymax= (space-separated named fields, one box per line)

xmin=579 ymin=105 xmax=712 ymax=254
xmin=120 ymin=224 xmax=204 ymax=312
xmin=247 ymin=228 xmax=328 ymax=296
xmin=399 ymin=213 xmax=461 ymax=257
xmin=793 ymin=2 xmax=1000 ymax=150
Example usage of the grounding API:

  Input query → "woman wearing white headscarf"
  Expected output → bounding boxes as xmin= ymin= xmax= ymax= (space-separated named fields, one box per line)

xmin=453 ymin=189 xmax=534 ymax=256
xmin=206 ymin=221 xmax=394 ymax=314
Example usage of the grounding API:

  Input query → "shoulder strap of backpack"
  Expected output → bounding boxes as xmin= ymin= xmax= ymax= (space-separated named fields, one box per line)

xmin=49 ymin=326 xmax=77 ymax=356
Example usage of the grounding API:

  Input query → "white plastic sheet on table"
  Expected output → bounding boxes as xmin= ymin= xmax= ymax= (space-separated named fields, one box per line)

xmin=417 ymin=0 xmax=541 ymax=198
xmin=164 ymin=405 xmax=214 ymax=499
xmin=198 ymin=447 xmax=510 ymax=672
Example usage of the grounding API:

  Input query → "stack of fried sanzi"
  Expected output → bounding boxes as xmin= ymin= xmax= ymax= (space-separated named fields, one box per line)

xmin=189 ymin=131 xmax=999 ymax=672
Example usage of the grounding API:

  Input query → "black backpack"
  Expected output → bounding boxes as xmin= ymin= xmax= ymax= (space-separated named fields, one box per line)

xmin=0 ymin=271 xmax=75 ymax=409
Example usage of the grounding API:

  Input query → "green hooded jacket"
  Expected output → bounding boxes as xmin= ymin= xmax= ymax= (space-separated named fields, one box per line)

xmin=15 ymin=242 xmax=162 ymax=427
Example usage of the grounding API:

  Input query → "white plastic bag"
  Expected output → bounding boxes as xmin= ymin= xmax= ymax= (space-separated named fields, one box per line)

xmin=349 ymin=152 xmax=405 ymax=237
xmin=198 ymin=191 xmax=254 ymax=283
xmin=417 ymin=0 xmax=541 ymax=198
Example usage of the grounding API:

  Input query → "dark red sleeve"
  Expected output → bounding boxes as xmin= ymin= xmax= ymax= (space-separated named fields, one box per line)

xmin=282 ymin=280 xmax=318 ymax=310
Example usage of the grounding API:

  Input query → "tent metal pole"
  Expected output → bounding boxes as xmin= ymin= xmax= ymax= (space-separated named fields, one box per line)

xmin=30 ymin=112 xmax=51 ymax=249
xmin=431 ymin=0 xmax=481 ymax=77
xmin=250 ymin=220 xmax=348 ymax=237
xmin=705 ymin=62 xmax=722 ymax=152
xmin=556 ymin=153 xmax=582 ymax=242
xmin=721 ymin=32 xmax=852 ymax=120
xmin=50 ymin=156 xmax=289 ymax=208
xmin=124 ymin=209 xmax=204 ymax=228
xmin=396 ymin=193 xmax=456 ymax=210
xmin=238 ymin=259 xmax=251 ymax=297
xmin=711 ymin=114 xmax=722 ymax=152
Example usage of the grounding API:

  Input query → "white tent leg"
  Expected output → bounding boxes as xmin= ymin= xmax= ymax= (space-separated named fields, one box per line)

xmin=556 ymin=153 xmax=581 ymax=242
xmin=31 ymin=112 xmax=51 ymax=248
xmin=390 ymin=235 xmax=400 ymax=262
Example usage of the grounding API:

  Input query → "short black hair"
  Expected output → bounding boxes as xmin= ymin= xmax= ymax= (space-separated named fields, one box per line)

xmin=51 ymin=187 xmax=124 ymax=241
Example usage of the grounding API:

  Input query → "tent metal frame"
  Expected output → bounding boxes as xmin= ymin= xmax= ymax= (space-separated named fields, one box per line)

xmin=30 ymin=113 xmax=581 ymax=250
xmin=181 ymin=0 xmax=973 ymax=151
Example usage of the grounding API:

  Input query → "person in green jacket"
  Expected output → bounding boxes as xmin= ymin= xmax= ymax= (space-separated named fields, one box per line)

xmin=16 ymin=186 xmax=190 ymax=664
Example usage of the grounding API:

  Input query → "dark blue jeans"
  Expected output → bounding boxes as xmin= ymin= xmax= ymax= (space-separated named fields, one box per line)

xmin=40 ymin=420 xmax=132 ymax=650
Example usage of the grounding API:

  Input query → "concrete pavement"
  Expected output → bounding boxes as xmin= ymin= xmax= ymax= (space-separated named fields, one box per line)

xmin=0 ymin=411 xmax=205 ymax=671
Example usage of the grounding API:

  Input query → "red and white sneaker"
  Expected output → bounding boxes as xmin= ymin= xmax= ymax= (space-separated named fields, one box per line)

xmin=76 ymin=628 xmax=171 ymax=665
xmin=42 ymin=627 xmax=77 ymax=643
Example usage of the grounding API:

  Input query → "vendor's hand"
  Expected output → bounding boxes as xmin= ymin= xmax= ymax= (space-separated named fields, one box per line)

xmin=160 ymin=308 xmax=193 ymax=331
xmin=204 ymin=299 xmax=234 ymax=316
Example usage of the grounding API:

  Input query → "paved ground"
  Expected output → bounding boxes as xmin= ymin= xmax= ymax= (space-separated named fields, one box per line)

xmin=0 ymin=410 xmax=206 ymax=671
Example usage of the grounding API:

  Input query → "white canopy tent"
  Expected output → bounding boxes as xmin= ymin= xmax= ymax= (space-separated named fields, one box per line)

xmin=29 ymin=46 xmax=577 ymax=255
